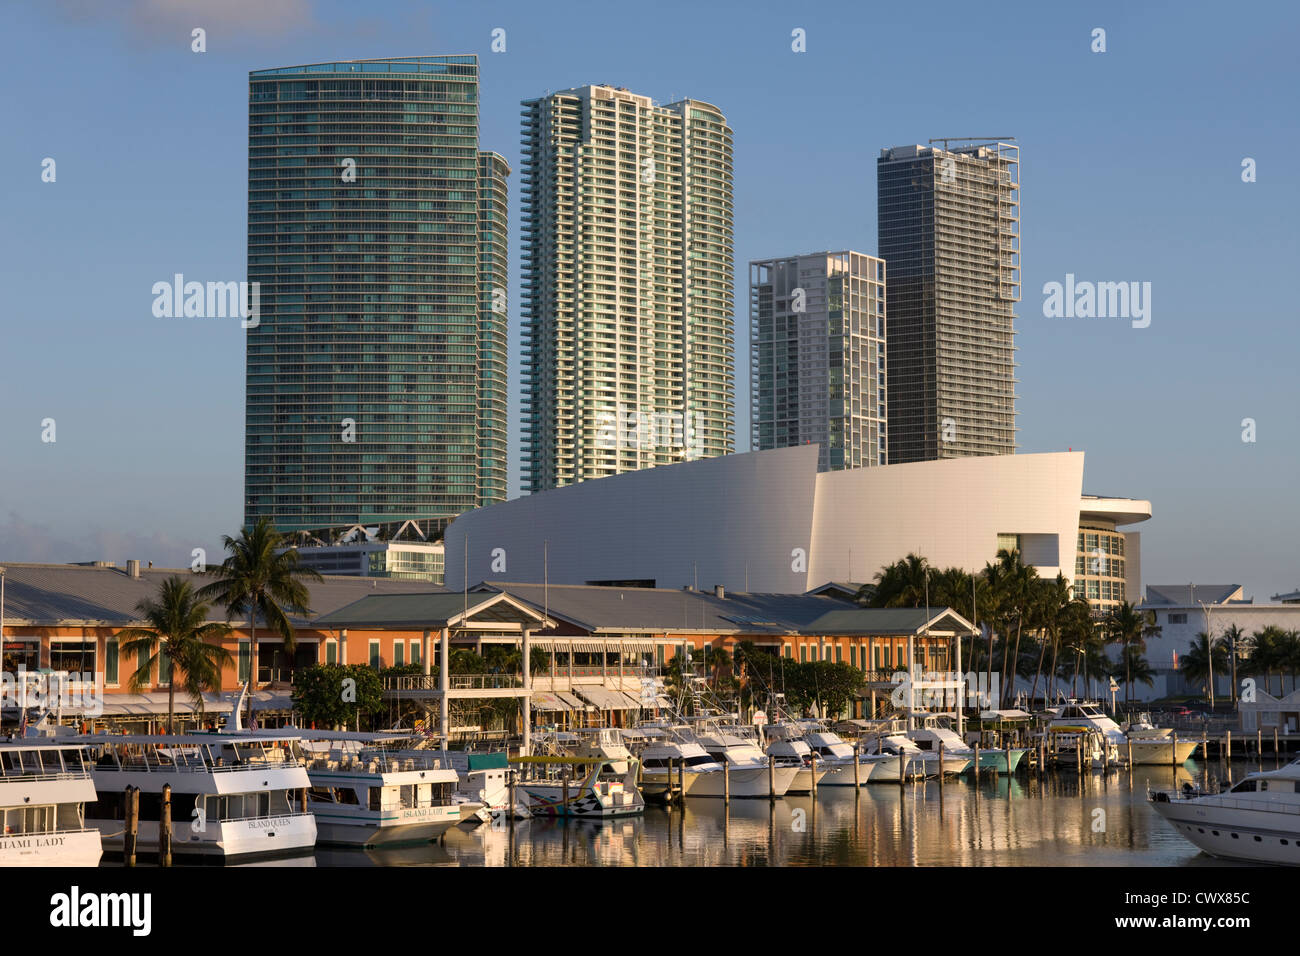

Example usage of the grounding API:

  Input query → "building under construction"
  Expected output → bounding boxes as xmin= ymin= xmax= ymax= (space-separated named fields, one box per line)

xmin=877 ymin=140 xmax=1020 ymax=462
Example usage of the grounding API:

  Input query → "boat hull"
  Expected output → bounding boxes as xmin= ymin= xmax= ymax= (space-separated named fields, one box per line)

xmin=95 ymin=812 xmax=317 ymax=860
xmin=313 ymin=806 xmax=460 ymax=846
xmin=1150 ymin=795 xmax=1300 ymax=865
xmin=816 ymin=760 xmax=875 ymax=786
xmin=0 ymin=829 xmax=102 ymax=867
xmin=1127 ymin=740 xmax=1200 ymax=765
xmin=968 ymin=749 xmax=1028 ymax=774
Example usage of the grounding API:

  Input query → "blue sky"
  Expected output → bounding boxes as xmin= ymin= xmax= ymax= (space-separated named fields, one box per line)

xmin=1 ymin=0 xmax=1297 ymax=601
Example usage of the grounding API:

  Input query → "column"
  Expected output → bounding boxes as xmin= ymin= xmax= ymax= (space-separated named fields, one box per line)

xmin=522 ymin=627 xmax=532 ymax=755
xmin=439 ymin=626 xmax=450 ymax=749
xmin=422 ymin=629 xmax=432 ymax=676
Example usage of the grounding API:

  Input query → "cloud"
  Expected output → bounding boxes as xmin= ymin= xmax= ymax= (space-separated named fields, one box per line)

xmin=0 ymin=509 xmax=207 ymax=571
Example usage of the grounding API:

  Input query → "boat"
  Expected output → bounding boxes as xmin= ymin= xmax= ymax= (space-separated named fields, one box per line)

xmin=1149 ymin=758 xmax=1300 ymax=864
xmin=511 ymin=754 xmax=646 ymax=818
xmin=79 ymin=733 xmax=316 ymax=861
xmin=1047 ymin=700 xmax=1193 ymax=766
xmin=794 ymin=722 xmax=875 ymax=786
xmin=0 ymin=739 xmax=103 ymax=866
xmin=692 ymin=730 xmax=800 ymax=797
xmin=859 ymin=734 xmax=934 ymax=781
xmin=762 ymin=721 xmax=842 ymax=790
xmin=906 ymin=715 xmax=1026 ymax=774
xmin=289 ymin=731 xmax=461 ymax=846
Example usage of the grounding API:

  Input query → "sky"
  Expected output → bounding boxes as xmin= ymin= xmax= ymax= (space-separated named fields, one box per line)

xmin=1 ymin=0 xmax=1297 ymax=601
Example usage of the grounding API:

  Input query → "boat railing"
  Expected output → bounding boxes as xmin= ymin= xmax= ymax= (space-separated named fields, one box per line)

xmin=0 ymin=769 xmax=92 ymax=783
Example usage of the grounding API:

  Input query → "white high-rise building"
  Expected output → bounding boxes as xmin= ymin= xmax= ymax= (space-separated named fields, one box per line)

xmin=521 ymin=85 xmax=734 ymax=492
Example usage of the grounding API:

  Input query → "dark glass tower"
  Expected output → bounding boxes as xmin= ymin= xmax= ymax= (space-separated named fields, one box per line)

xmin=877 ymin=141 xmax=1019 ymax=463
xmin=245 ymin=56 xmax=508 ymax=532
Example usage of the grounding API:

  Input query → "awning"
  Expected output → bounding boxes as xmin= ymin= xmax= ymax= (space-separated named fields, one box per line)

xmin=556 ymin=691 xmax=587 ymax=710
xmin=530 ymin=691 xmax=572 ymax=712
xmin=574 ymin=686 xmax=638 ymax=710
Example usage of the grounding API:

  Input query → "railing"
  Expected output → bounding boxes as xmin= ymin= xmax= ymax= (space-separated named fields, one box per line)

xmin=383 ymin=674 xmax=525 ymax=692
xmin=0 ymin=770 xmax=91 ymax=783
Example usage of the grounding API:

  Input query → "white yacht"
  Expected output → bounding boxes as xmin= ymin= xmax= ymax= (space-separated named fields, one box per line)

xmin=290 ymin=731 xmax=460 ymax=846
xmin=0 ymin=740 xmax=103 ymax=866
xmin=861 ymin=734 xmax=938 ymax=781
xmin=1150 ymin=758 xmax=1300 ymax=864
xmin=1048 ymin=700 xmax=1198 ymax=765
xmin=80 ymin=733 xmax=316 ymax=861
xmin=762 ymin=722 xmax=835 ymax=791
xmin=692 ymin=731 xmax=800 ymax=797
xmin=796 ymin=723 xmax=872 ymax=786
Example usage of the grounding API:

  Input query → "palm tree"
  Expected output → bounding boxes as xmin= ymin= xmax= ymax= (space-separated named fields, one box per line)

xmin=116 ymin=576 xmax=233 ymax=734
xmin=1116 ymin=646 xmax=1155 ymax=698
xmin=866 ymin=553 xmax=931 ymax=609
xmin=1180 ymin=632 xmax=1229 ymax=696
xmin=1247 ymin=625 xmax=1288 ymax=697
xmin=1221 ymin=623 xmax=1247 ymax=705
xmin=1053 ymin=596 xmax=1093 ymax=702
xmin=1104 ymin=602 xmax=1161 ymax=710
xmin=1028 ymin=574 xmax=1070 ymax=707
xmin=198 ymin=517 xmax=323 ymax=728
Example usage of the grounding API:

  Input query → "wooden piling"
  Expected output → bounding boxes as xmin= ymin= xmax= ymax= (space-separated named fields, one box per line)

xmin=509 ymin=772 xmax=517 ymax=826
xmin=562 ymin=770 xmax=570 ymax=816
xmin=1005 ymin=741 xmax=1012 ymax=777
xmin=810 ymin=751 xmax=817 ymax=797
xmin=123 ymin=785 xmax=138 ymax=867
xmin=853 ymin=746 xmax=861 ymax=788
xmin=724 ymin=759 xmax=730 ymax=804
xmin=678 ymin=757 xmax=686 ymax=802
xmin=1275 ymin=727 xmax=1281 ymax=767
xmin=1171 ymin=731 xmax=1178 ymax=767
xmin=1258 ymin=729 xmax=1263 ymax=762
xmin=938 ymin=743 xmax=945 ymax=789
xmin=159 ymin=784 xmax=172 ymax=867
xmin=768 ymin=754 xmax=776 ymax=802
xmin=898 ymin=750 xmax=906 ymax=787
xmin=973 ymin=742 xmax=980 ymax=781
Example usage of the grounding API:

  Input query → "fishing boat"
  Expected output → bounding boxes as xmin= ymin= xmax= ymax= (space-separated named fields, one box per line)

xmin=1047 ymin=700 xmax=1193 ymax=765
xmin=0 ymin=739 xmax=103 ymax=866
xmin=793 ymin=722 xmax=873 ymax=786
xmin=907 ymin=715 xmax=1027 ymax=774
xmin=289 ymin=731 xmax=461 ymax=846
xmin=511 ymin=755 xmax=645 ymax=818
xmin=1149 ymin=758 xmax=1300 ymax=864
xmin=860 ymin=733 xmax=949 ymax=780
xmin=762 ymin=721 xmax=837 ymax=791
xmin=693 ymin=730 xmax=800 ymax=797
xmin=79 ymin=733 xmax=315 ymax=861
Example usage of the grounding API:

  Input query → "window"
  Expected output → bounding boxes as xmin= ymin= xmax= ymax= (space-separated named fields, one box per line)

xmin=800 ymin=646 xmax=808 ymax=663
xmin=105 ymin=638 xmax=119 ymax=685
xmin=325 ymin=640 xmax=337 ymax=664
xmin=158 ymin=649 xmax=172 ymax=686
xmin=410 ymin=640 xmax=421 ymax=665
xmin=1168 ymin=613 xmax=1187 ymax=625
xmin=393 ymin=642 xmax=405 ymax=667
xmin=369 ymin=640 xmax=382 ymax=669
xmin=238 ymin=640 xmax=251 ymax=682
xmin=50 ymin=640 xmax=97 ymax=675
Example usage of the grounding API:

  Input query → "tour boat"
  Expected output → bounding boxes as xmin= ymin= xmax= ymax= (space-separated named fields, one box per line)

xmin=290 ymin=731 xmax=461 ymax=846
xmin=1149 ymin=758 xmax=1300 ymax=864
xmin=79 ymin=733 xmax=316 ymax=861
xmin=0 ymin=740 xmax=103 ymax=866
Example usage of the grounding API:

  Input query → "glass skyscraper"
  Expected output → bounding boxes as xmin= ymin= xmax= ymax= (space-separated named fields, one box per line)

xmin=245 ymin=56 xmax=508 ymax=532
xmin=750 ymin=251 xmax=887 ymax=471
xmin=520 ymin=85 xmax=734 ymax=492
xmin=877 ymin=141 xmax=1020 ymax=462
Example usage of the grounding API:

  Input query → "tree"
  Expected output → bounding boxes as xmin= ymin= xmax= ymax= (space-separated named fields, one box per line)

xmin=1247 ymin=626 xmax=1288 ymax=697
xmin=1180 ymin=632 xmax=1228 ymax=696
xmin=1222 ymin=623 xmax=1247 ymax=705
xmin=292 ymin=664 xmax=384 ymax=730
xmin=866 ymin=553 xmax=931 ymax=609
xmin=1104 ymin=602 xmax=1160 ymax=709
xmin=1116 ymin=646 xmax=1155 ymax=698
xmin=116 ymin=576 xmax=233 ymax=734
xmin=199 ymin=518 xmax=323 ymax=728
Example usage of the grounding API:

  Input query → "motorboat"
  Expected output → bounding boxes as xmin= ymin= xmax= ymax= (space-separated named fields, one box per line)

xmin=0 ymin=739 xmax=103 ymax=866
xmin=693 ymin=731 xmax=800 ymax=798
xmin=79 ymin=733 xmax=316 ymax=861
xmin=512 ymin=754 xmax=645 ymax=818
xmin=907 ymin=715 xmax=1026 ymax=774
xmin=1149 ymin=758 xmax=1300 ymax=864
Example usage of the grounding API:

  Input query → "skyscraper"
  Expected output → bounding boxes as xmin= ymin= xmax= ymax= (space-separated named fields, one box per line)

xmin=750 ymin=251 xmax=887 ymax=471
xmin=245 ymin=56 xmax=508 ymax=532
xmin=877 ymin=141 xmax=1020 ymax=463
xmin=520 ymin=85 xmax=734 ymax=492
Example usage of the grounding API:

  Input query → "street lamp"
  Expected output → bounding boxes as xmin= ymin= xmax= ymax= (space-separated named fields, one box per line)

xmin=1197 ymin=591 xmax=1216 ymax=711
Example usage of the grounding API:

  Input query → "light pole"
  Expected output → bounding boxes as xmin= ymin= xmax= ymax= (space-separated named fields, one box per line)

xmin=1198 ymin=594 xmax=1216 ymax=711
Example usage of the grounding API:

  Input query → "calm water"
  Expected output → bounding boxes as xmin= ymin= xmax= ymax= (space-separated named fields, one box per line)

xmin=298 ymin=759 xmax=1282 ymax=867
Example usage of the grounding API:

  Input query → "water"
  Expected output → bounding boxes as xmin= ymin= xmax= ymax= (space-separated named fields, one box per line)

xmin=301 ymin=759 xmax=1277 ymax=867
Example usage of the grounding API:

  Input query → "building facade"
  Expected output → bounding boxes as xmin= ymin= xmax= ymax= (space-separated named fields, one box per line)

xmin=245 ymin=56 xmax=508 ymax=532
xmin=520 ymin=85 xmax=734 ymax=492
xmin=444 ymin=444 xmax=1150 ymax=598
xmin=877 ymin=142 xmax=1020 ymax=462
xmin=750 ymin=251 xmax=887 ymax=471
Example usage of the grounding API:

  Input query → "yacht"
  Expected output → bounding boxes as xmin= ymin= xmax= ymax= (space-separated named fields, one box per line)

xmin=290 ymin=731 xmax=460 ymax=846
xmin=794 ymin=722 xmax=873 ymax=786
xmin=1149 ymin=758 xmax=1300 ymax=864
xmin=762 ymin=722 xmax=838 ymax=791
xmin=1048 ymin=700 xmax=1198 ymax=765
xmin=861 ymin=734 xmax=942 ymax=781
xmin=79 ymin=733 xmax=316 ymax=861
xmin=693 ymin=731 xmax=800 ymax=798
xmin=0 ymin=740 xmax=103 ymax=866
